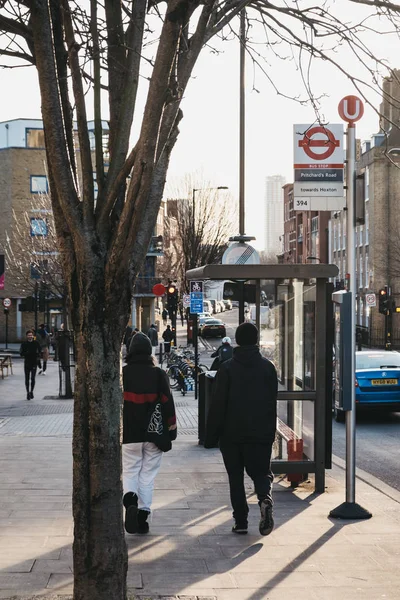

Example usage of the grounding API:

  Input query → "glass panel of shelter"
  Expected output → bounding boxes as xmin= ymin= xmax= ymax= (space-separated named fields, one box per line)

xmin=258 ymin=279 xmax=316 ymax=463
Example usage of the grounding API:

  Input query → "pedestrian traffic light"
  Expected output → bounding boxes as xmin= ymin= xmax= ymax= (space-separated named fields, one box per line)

xmin=378 ymin=287 xmax=389 ymax=315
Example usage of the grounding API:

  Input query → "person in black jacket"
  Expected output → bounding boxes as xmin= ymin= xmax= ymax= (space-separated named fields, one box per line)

xmin=210 ymin=336 xmax=233 ymax=370
xmin=19 ymin=330 xmax=42 ymax=400
xmin=122 ymin=332 xmax=177 ymax=534
xmin=205 ymin=322 xmax=277 ymax=536
xmin=162 ymin=325 xmax=174 ymax=353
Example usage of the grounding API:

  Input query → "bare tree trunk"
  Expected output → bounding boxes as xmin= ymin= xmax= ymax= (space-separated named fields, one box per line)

xmin=72 ymin=291 xmax=127 ymax=599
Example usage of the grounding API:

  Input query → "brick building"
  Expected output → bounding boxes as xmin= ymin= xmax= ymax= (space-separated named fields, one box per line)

xmin=280 ymin=183 xmax=330 ymax=264
xmin=329 ymin=71 xmax=400 ymax=344
xmin=0 ymin=118 xmax=165 ymax=342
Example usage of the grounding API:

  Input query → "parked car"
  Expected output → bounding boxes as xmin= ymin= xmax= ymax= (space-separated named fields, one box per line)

xmin=197 ymin=312 xmax=212 ymax=326
xmin=208 ymin=299 xmax=220 ymax=314
xmin=223 ymin=299 xmax=232 ymax=310
xmin=335 ymin=350 xmax=400 ymax=421
xmin=217 ymin=300 xmax=225 ymax=312
xmin=203 ymin=299 xmax=212 ymax=314
xmin=198 ymin=318 xmax=226 ymax=338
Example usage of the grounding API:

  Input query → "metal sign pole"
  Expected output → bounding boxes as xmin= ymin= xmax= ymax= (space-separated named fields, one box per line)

xmin=330 ymin=98 xmax=371 ymax=519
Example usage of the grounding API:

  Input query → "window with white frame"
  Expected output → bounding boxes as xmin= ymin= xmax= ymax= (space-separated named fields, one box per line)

xmin=359 ymin=253 xmax=363 ymax=288
xmin=30 ymin=218 xmax=48 ymax=237
xmin=359 ymin=226 xmax=363 ymax=246
xmin=365 ymin=209 xmax=369 ymax=244
xmin=30 ymin=175 xmax=48 ymax=194
xmin=365 ymin=167 xmax=369 ymax=201
xmin=365 ymin=254 xmax=369 ymax=288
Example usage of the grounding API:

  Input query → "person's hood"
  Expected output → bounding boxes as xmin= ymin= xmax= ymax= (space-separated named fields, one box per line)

xmin=233 ymin=345 xmax=261 ymax=366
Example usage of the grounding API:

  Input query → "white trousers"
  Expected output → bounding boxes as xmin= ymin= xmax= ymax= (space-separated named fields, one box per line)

xmin=122 ymin=442 xmax=163 ymax=512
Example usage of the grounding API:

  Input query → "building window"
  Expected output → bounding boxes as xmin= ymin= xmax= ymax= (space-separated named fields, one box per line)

xmin=26 ymin=128 xmax=45 ymax=148
xmin=30 ymin=175 xmax=48 ymax=194
xmin=365 ymin=209 xmax=369 ymax=244
xmin=359 ymin=227 xmax=363 ymax=246
xmin=30 ymin=259 xmax=48 ymax=280
xmin=30 ymin=218 xmax=48 ymax=237
xmin=365 ymin=167 xmax=369 ymax=201
xmin=365 ymin=254 xmax=369 ymax=288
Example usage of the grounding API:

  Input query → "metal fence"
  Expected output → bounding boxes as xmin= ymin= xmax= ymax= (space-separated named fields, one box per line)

xmin=357 ymin=325 xmax=400 ymax=350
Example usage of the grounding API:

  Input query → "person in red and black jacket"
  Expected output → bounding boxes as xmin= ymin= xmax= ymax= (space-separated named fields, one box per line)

xmin=122 ymin=332 xmax=176 ymax=534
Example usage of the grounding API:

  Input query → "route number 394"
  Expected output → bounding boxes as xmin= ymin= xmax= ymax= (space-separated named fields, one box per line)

xmin=296 ymin=199 xmax=309 ymax=208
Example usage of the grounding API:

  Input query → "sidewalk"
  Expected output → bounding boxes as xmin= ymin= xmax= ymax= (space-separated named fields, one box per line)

xmin=1 ymin=335 xmax=400 ymax=599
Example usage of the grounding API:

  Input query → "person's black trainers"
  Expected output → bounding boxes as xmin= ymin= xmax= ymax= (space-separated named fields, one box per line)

xmin=26 ymin=392 xmax=30 ymax=401
xmin=259 ymin=499 xmax=274 ymax=536
xmin=123 ymin=492 xmax=138 ymax=534
xmin=137 ymin=509 xmax=150 ymax=534
xmin=29 ymin=391 xmax=34 ymax=399
xmin=232 ymin=522 xmax=248 ymax=535
xmin=123 ymin=492 xmax=138 ymax=509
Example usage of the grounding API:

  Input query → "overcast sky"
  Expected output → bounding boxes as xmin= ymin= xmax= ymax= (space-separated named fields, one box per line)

xmin=0 ymin=2 xmax=397 ymax=249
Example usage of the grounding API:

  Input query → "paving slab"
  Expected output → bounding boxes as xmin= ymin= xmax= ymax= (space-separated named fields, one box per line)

xmin=2 ymin=354 xmax=400 ymax=599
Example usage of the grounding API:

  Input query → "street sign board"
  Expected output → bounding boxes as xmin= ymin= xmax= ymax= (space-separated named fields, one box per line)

xmin=2 ymin=297 xmax=11 ymax=308
xmin=293 ymin=124 xmax=345 ymax=211
xmin=338 ymin=95 xmax=364 ymax=125
xmin=365 ymin=293 xmax=376 ymax=307
xmin=190 ymin=281 xmax=203 ymax=293
xmin=182 ymin=293 xmax=190 ymax=308
xmin=190 ymin=295 xmax=204 ymax=313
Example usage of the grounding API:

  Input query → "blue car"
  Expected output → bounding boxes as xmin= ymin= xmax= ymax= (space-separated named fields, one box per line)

xmin=355 ymin=350 xmax=400 ymax=412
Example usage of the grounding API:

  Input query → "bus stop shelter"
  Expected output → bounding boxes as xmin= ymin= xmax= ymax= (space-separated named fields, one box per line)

xmin=186 ymin=263 xmax=338 ymax=493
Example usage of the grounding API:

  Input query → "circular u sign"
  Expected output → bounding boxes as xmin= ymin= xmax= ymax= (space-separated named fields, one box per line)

xmin=2 ymin=298 xmax=11 ymax=308
xmin=298 ymin=126 xmax=340 ymax=161
xmin=338 ymin=95 xmax=364 ymax=124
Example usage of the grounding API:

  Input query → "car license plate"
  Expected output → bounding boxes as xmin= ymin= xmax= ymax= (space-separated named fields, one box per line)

xmin=371 ymin=379 xmax=398 ymax=385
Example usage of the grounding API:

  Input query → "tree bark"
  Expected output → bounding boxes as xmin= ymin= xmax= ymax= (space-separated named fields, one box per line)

xmin=71 ymin=285 xmax=128 ymax=600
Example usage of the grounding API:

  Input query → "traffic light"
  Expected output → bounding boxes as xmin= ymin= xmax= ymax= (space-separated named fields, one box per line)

xmin=378 ymin=287 xmax=390 ymax=315
xmin=167 ymin=283 xmax=178 ymax=308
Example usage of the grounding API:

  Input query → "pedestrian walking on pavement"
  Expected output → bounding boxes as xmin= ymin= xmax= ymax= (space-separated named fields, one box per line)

xmin=36 ymin=323 xmax=50 ymax=375
xmin=147 ymin=324 xmax=159 ymax=354
xmin=162 ymin=308 xmax=168 ymax=326
xmin=19 ymin=330 xmax=42 ymax=400
xmin=205 ymin=322 xmax=278 ymax=536
xmin=122 ymin=332 xmax=177 ymax=534
xmin=162 ymin=324 xmax=174 ymax=353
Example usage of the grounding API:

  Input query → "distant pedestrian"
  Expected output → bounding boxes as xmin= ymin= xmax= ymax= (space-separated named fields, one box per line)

xmin=19 ymin=330 xmax=42 ymax=400
xmin=162 ymin=308 xmax=168 ymax=326
xmin=147 ymin=324 xmax=158 ymax=354
xmin=178 ymin=303 xmax=184 ymax=327
xmin=210 ymin=336 xmax=233 ymax=371
xmin=162 ymin=325 xmax=174 ymax=353
xmin=122 ymin=332 xmax=177 ymax=534
xmin=36 ymin=323 xmax=50 ymax=375
xmin=205 ymin=322 xmax=278 ymax=536
xmin=356 ymin=330 xmax=362 ymax=352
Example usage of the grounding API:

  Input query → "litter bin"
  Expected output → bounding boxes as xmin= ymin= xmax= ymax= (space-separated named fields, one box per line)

xmin=198 ymin=370 xmax=217 ymax=446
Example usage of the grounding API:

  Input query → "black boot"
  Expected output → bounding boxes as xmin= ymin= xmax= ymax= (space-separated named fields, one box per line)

xmin=123 ymin=492 xmax=138 ymax=534
xmin=137 ymin=509 xmax=150 ymax=534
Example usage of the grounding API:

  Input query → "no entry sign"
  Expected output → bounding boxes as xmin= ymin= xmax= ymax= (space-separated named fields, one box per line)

xmin=293 ymin=123 xmax=345 ymax=211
